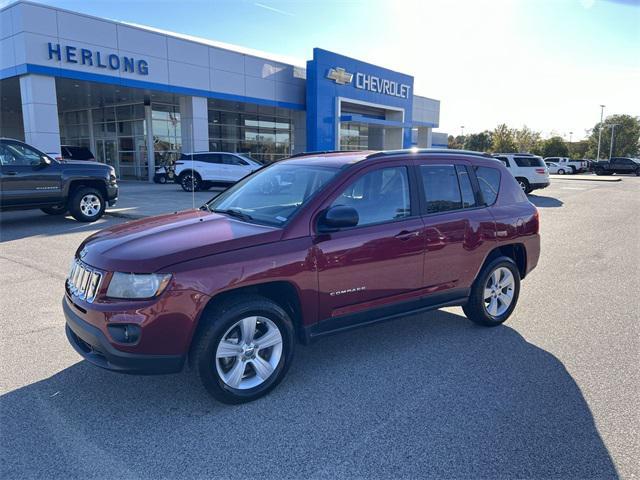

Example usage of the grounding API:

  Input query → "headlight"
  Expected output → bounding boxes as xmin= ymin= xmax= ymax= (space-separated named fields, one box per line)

xmin=106 ymin=272 xmax=172 ymax=299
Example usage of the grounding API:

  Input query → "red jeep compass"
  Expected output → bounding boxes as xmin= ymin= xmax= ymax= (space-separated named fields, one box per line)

xmin=64 ymin=149 xmax=540 ymax=404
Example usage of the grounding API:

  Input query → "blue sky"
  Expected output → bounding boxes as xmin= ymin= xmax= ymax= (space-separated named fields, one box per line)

xmin=7 ymin=0 xmax=639 ymax=139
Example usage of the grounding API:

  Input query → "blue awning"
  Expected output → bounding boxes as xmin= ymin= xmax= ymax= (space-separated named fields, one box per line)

xmin=339 ymin=114 xmax=412 ymax=128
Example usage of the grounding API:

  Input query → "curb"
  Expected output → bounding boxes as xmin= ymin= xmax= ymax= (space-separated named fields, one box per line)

xmin=550 ymin=175 xmax=622 ymax=182
xmin=105 ymin=210 xmax=146 ymax=220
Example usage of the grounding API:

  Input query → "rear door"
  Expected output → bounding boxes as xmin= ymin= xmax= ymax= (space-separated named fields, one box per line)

xmin=514 ymin=156 xmax=548 ymax=184
xmin=314 ymin=162 xmax=425 ymax=324
xmin=198 ymin=153 xmax=225 ymax=181
xmin=416 ymin=160 xmax=496 ymax=293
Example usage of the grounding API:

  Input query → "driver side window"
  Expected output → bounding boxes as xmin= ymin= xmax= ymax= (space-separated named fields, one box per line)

xmin=0 ymin=142 xmax=44 ymax=166
xmin=331 ymin=166 xmax=411 ymax=227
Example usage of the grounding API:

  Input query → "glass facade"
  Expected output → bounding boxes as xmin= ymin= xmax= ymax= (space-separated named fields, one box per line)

xmin=208 ymin=99 xmax=293 ymax=164
xmin=339 ymin=122 xmax=369 ymax=151
xmin=151 ymin=103 xmax=182 ymax=174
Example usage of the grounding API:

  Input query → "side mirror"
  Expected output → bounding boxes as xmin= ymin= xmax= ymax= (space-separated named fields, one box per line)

xmin=33 ymin=156 xmax=51 ymax=168
xmin=318 ymin=205 xmax=359 ymax=232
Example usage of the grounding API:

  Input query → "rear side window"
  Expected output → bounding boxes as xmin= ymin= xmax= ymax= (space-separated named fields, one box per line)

xmin=420 ymin=165 xmax=463 ymax=214
xmin=514 ymin=156 xmax=545 ymax=167
xmin=495 ymin=156 xmax=509 ymax=167
xmin=474 ymin=166 xmax=501 ymax=206
xmin=223 ymin=154 xmax=248 ymax=166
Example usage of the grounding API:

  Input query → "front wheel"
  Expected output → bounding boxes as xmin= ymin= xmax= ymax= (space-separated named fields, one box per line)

xmin=557 ymin=169 xmax=565 ymax=175
xmin=192 ymin=295 xmax=295 ymax=404
xmin=179 ymin=172 xmax=201 ymax=192
xmin=463 ymin=257 xmax=521 ymax=327
xmin=69 ymin=187 xmax=105 ymax=222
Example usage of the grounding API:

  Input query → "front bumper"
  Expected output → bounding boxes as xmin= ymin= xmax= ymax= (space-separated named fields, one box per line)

xmin=63 ymin=297 xmax=184 ymax=375
xmin=107 ymin=183 xmax=118 ymax=206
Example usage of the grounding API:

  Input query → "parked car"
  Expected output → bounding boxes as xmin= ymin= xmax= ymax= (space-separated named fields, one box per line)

xmin=543 ymin=157 xmax=587 ymax=173
xmin=0 ymin=138 xmax=118 ymax=222
xmin=60 ymin=145 xmax=96 ymax=162
xmin=545 ymin=161 xmax=571 ymax=175
xmin=63 ymin=149 xmax=540 ymax=404
xmin=593 ymin=157 xmax=640 ymax=176
xmin=153 ymin=164 xmax=176 ymax=184
xmin=492 ymin=153 xmax=550 ymax=193
xmin=174 ymin=152 xmax=262 ymax=192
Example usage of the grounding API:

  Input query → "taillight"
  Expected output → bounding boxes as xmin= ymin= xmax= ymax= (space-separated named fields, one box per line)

xmin=533 ymin=208 xmax=540 ymax=234
xmin=535 ymin=168 xmax=546 ymax=174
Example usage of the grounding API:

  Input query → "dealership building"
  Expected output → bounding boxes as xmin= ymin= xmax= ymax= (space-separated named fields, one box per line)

xmin=1 ymin=1 xmax=444 ymax=180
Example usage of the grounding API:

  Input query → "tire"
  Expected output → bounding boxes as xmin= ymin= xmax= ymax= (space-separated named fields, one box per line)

xmin=191 ymin=294 xmax=295 ymax=404
xmin=69 ymin=187 xmax=105 ymax=222
xmin=179 ymin=171 xmax=202 ymax=192
xmin=569 ymin=166 xmax=577 ymax=174
xmin=41 ymin=205 xmax=67 ymax=215
xmin=635 ymin=168 xmax=640 ymax=177
xmin=557 ymin=169 xmax=565 ymax=175
xmin=516 ymin=178 xmax=532 ymax=194
xmin=158 ymin=175 xmax=167 ymax=184
xmin=463 ymin=257 xmax=521 ymax=327
xmin=595 ymin=169 xmax=604 ymax=176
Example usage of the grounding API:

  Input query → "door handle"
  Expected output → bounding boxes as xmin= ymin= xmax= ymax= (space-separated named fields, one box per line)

xmin=5 ymin=171 xmax=18 ymax=176
xmin=395 ymin=230 xmax=420 ymax=240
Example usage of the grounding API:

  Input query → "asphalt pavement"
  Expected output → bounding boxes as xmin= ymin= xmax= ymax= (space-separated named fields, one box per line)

xmin=1 ymin=176 xmax=638 ymax=479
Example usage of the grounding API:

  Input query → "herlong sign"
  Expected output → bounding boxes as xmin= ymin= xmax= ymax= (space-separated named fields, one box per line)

xmin=47 ymin=42 xmax=149 ymax=75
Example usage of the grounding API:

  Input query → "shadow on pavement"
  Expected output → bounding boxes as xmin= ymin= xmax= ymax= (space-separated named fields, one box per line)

xmin=528 ymin=194 xmax=564 ymax=208
xmin=0 ymin=310 xmax=617 ymax=479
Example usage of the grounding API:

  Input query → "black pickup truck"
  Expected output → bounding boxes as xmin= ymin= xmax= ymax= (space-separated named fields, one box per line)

xmin=593 ymin=157 xmax=640 ymax=176
xmin=0 ymin=138 xmax=118 ymax=222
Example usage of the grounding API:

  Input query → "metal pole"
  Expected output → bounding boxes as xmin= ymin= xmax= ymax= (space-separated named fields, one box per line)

xmin=608 ymin=124 xmax=620 ymax=159
xmin=596 ymin=105 xmax=605 ymax=161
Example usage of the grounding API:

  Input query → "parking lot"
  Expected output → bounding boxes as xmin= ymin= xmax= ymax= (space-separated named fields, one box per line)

xmin=1 ymin=176 xmax=638 ymax=479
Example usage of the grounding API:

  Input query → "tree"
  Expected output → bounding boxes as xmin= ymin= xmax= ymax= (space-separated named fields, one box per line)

xmin=463 ymin=131 xmax=493 ymax=152
xmin=568 ymin=140 xmax=589 ymax=160
xmin=587 ymin=114 xmax=640 ymax=159
xmin=541 ymin=136 xmax=569 ymax=158
xmin=448 ymin=135 xmax=465 ymax=149
xmin=491 ymin=124 xmax=516 ymax=153
xmin=514 ymin=125 xmax=542 ymax=153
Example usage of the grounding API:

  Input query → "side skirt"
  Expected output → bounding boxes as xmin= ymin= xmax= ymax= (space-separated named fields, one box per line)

xmin=304 ymin=289 xmax=469 ymax=343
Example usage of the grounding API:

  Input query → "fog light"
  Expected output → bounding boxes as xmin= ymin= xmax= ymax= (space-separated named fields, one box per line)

xmin=108 ymin=324 xmax=141 ymax=344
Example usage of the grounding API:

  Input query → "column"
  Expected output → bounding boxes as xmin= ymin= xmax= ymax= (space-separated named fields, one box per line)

xmin=417 ymin=127 xmax=432 ymax=148
xmin=19 ymin=74 xmax=61 ymax=153
xmin=179 ymin=96 xmax=209 ymax=153
xmin=145 ymin=104 xmax=155 ymax=182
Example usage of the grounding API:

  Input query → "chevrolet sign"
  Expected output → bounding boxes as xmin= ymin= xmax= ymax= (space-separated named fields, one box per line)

xmin=326 ymin=67 xmax=353 ymax=85
xmin=327 ymin=66 xmax=411 ymax=99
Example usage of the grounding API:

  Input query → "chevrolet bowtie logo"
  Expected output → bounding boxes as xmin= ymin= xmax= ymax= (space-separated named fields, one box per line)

xmin=327 ymin=67 xmax=353 ymax=85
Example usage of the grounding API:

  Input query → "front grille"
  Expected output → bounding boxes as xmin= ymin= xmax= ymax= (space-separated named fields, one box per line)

xmin=67 ymin=259 xmax=103 ymax=303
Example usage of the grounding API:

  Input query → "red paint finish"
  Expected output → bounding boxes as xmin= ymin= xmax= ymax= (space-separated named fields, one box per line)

xmin=64 ymin=151 xmax=540 ymax=366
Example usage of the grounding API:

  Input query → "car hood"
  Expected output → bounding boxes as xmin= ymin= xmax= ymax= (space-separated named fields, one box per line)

xmin=78 ymin=210 xmax=282 ymax=272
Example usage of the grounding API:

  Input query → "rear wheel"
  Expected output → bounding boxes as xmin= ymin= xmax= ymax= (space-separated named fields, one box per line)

xmin=557 ymin=169 xmax=566 ymax=175
xmin=179 ymin=171 xmax=202 ymax=192
xmin=192 ymin=294 xmax=295 ymax=404
xmin=463 ymin=257 xmax=521 ymax=327
xmin=41 ymin=205 xmax=67 ymax=215
xmin=516 ymin=178 xmax=532 ymax=194
xmin=69 ymin=187 xmax=105 ymax=222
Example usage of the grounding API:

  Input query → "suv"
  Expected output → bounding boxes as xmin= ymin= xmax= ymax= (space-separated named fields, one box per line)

xmin=174 ymin=152 xmax=262 ymax=192
xmin=63 ymin=149 xmax=540 ymax=404
xmin=492 ymin=153 xmax=550 ymax=194
xmin=0 ymin=138 xmax=118 ymax=222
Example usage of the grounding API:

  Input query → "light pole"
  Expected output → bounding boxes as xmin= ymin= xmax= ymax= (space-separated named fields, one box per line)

xmin=460 ymin=125 xmax=465 ymax=137
xmin=606 ymin=124 xmax=621 ymax=159
xmin=596 ymin=104 xmax=605 ymax=161
xmin=569 ymin=131 xmax=573 ymax=143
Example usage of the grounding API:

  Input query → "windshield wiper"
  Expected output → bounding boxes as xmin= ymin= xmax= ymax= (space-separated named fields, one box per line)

xmin=213 ymin=208 xmax=254 ymax=221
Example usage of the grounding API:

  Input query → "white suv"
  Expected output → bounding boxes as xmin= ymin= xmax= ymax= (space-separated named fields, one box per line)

xmin=174 ymin=152 xmax=262 ymax=191
xmin=492 ymin=153 xmax=550 ymax=194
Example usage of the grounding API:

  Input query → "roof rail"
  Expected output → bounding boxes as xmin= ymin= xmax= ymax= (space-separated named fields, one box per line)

xmin=492 ymin=152 xmax=537 ymax=156
xmin=366 ymin=148 xmax=493 ymax=160
xmin=287 ymin=150 xmax=351 ymax=158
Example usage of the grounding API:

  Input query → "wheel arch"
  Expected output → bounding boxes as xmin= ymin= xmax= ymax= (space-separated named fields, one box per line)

xmin=67 ymin=179 xmax=108 ymax=203
xmin=187 ymin=280 xmax=306 ymax=366
xmin=480 ymin=243 xmax=527 ymax=280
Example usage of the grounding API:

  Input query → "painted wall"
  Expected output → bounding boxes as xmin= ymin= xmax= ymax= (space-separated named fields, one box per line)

xmin=306 ymin=48 xmax=415 ymax=150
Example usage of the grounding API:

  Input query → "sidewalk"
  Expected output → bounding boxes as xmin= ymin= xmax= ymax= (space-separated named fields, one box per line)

xmin=549 ymin=173 xmax=622 ymax=182
xmin=106 ymin=181 xmax=224 ymax=219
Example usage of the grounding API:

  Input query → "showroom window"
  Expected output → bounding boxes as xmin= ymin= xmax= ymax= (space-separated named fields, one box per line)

xmin=207 ymin=99 xmax=293 ymax=164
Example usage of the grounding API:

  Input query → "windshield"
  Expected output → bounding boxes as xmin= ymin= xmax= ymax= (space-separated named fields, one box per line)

xmin=205 ymin=163 xmax=339 ymax=226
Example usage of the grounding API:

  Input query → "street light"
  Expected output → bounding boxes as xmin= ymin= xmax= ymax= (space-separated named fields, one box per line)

xmin=569 ymin=131 xmax=573 ymax=143
xmin=460 ymin=125 xmax=465 ymax=136
xmin=605 ymin=123 xmax=621 ymax=159
xmin=596 ymin=105 xmax=605 ymax=161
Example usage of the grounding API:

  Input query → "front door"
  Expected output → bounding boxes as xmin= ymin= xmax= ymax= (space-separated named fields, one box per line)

xmin=314 ymin=164 xmax=425 ymax=324
xmin=0 ymin=141 xmax=63 ymax=207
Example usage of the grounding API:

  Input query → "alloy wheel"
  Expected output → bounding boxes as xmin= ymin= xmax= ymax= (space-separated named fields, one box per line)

xmin=215 ymin=316 xmax=283 ymax=390
xmin=483 ymin=267 xmax=515 ymax=317
xmin=80 ymin=194 xmax=101 ymax=218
